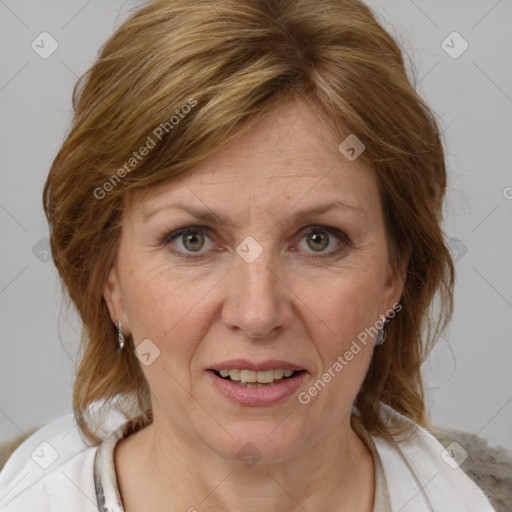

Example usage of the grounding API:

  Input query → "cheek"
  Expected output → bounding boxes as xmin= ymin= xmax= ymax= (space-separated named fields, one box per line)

xmin=304 ymin=276 xmax=381 ymax=405
xmin=121 ymin=256 xmax=207 ymax=333
xmin=296 ymin=264 xmax=386 ymax=350
xmin=120 ymin=259 xmax=218 ymax=372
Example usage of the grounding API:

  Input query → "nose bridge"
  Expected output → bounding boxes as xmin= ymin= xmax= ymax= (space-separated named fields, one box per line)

xmin=240 ymin=246 xmax=277 ymax=296
xmin=222 ymin=240 xmax=291 ymax=338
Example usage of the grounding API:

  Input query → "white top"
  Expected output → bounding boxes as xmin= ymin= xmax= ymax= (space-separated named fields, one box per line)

xmin=0 ymin=402 xmax=496 ymax=511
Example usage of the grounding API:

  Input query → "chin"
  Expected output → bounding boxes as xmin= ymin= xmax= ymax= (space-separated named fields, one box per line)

xmin=203 ymin=420 xmax=311 ymax=466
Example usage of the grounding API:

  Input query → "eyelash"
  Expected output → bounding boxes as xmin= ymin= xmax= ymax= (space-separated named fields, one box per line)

xmin=161 ymin=225 xmax=351 ymax=261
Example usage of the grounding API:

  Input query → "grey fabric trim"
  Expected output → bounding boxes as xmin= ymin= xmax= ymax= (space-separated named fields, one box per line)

xmin=94 ymin=419 xmax=138 ymax=512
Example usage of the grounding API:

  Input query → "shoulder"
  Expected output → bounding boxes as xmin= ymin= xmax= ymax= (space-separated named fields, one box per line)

xmin=0 ymin=410 xmax=126 ymax=511
xmin=374 ymin=402 xmax=497 ymax=512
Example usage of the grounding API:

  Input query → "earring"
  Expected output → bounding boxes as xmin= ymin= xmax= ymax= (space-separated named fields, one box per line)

xmin=375 ymin=326 xmax=386 ymax=345
xmin=117 ymin=320 xmax=125 ymax=355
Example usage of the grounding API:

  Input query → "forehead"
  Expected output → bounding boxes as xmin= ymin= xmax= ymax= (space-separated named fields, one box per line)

xmin=133 ymin=100 xmax=378 ymax=218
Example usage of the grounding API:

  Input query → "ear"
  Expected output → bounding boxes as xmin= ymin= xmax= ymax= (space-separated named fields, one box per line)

xmin=103 ymin=265 xmax=131 ymax=333
xmin=381 ymin=243 xmax=411 ymax=313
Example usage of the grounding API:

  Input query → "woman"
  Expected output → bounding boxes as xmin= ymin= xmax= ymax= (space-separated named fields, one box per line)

xmin=0 ymin=0 xmax=497 ymax=510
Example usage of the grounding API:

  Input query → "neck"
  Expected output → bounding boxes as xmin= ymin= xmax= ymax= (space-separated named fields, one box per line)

xmin=115 ymin=412 xmax=375 ymax=512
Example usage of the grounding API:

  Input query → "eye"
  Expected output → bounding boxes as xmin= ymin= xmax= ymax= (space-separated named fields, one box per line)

xmin=163 ymin=227 xmax=215 ymax=259
xmin=162 ymin=225 xmax=350 ymax=260
xmin=296 ymin=225 xmax=350 ymax=259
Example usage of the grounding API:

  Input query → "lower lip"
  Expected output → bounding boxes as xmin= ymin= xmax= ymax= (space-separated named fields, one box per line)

xmin=206 ymin=370 xmax=307 ymax=406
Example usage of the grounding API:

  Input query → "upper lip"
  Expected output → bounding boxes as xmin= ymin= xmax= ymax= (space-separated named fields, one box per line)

xmin=208 ymin=359 xmax=305 ymax=372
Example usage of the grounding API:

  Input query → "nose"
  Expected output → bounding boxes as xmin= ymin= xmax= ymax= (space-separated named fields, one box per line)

xmin=221 ymin=247 xmax=294 ymax=339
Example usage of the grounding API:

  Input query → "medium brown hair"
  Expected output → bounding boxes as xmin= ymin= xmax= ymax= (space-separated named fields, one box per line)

xmin=43 ymin=0 xmax=454 ymax=445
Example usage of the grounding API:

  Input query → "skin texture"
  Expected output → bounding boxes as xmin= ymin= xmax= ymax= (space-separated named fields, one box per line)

xmin=104 ymin=99 xmax=407 ymax=511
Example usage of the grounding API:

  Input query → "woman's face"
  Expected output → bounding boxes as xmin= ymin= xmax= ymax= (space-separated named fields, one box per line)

xmin=105 ymin=100 xmax=406 ymax=463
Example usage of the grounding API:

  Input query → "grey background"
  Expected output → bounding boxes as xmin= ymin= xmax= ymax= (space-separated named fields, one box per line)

xmin=1 ymin=0 xmax=511 ymax=453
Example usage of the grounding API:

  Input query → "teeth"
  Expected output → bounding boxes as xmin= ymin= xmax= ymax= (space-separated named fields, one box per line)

xmin=241 ymin=369 xmax=258 ymax=383
xmin=255 ymin=369 xmax=275 ymax=383
xmin=274 ymin=369 xmax=285 ymax=379
xmin=227 ymin=369 xmax=240 ymax=381
xmin=217 ymin=368 xmax=298 ymax=383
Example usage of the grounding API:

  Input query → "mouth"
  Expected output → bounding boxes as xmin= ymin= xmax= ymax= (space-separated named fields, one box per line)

xmin=209 ymin=368 xmax=306 ymax=387
xmin=206 ymin=360 xmax=308 ymax=406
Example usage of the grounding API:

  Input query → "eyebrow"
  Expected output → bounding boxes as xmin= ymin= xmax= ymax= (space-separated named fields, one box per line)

xmin=142 ymin=200 xmax=362 ymax=227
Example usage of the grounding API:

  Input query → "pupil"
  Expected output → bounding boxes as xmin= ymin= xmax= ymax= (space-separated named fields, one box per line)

xmin=309 ymin=231 xmax=328 ymax=251
xmin=184 ymin=233 xmax=203 ymax=251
